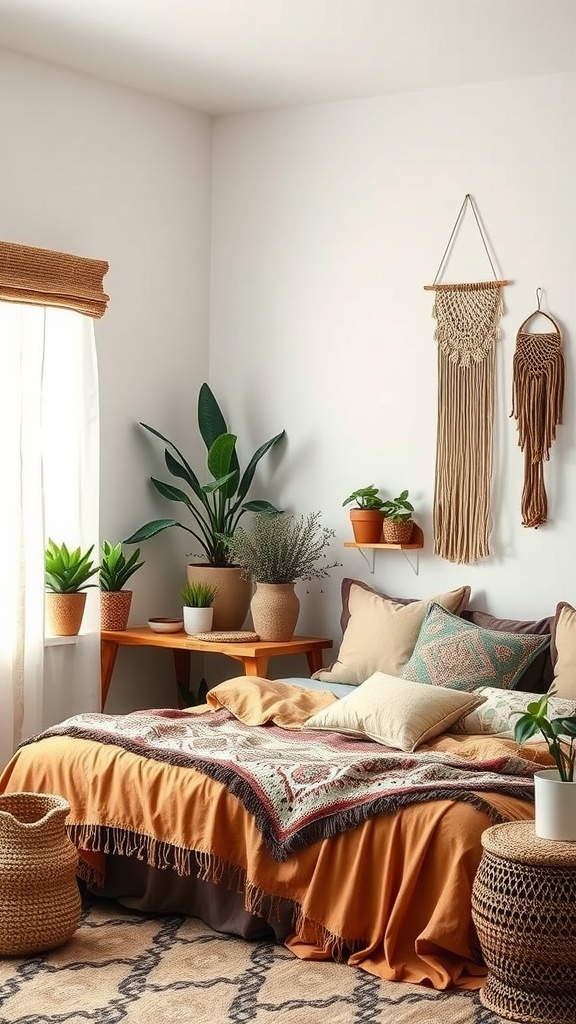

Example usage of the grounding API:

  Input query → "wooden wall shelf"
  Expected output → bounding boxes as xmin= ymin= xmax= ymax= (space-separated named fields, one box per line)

xmin=343 ymin=524 xmax=424 ymax=552
xmin=343 ymin=524 xmax=424 ymax=574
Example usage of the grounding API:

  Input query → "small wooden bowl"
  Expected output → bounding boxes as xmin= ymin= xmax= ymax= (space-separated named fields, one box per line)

xmin=148 ymin=617 xmax=184 ymax=634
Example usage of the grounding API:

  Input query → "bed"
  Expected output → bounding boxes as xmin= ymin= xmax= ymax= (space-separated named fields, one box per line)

xmin=0 ymin=579 xmax=566 ymax=992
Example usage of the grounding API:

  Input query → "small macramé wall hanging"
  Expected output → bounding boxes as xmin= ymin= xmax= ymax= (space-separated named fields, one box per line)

xmin=510 ymin=288 xmax=564 ymax=528
xmin=425 ymin=194 xmax=507 ymax=564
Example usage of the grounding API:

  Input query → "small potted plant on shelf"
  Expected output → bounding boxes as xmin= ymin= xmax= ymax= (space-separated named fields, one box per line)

xmin=342 ymin=486 xmax=385 ymax=544
xmin=99 ymin=541 xmax=145 ymax=631
xmin=381 ymin=489 xmax=415 ymax=544
xmin=226 ymin=511 xmax=341 ymax=642
xmin=45 ymin=539 xmax=99 ymax=637
xmin=180 ymin=580 xmax=218 ymax=636
xmin=124 ymin=382 xmax=286 ymax=631
xmin=514 ymin=694 xmax=576 ymax=841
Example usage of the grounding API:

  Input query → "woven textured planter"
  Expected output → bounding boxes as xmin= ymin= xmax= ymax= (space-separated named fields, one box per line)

xmin=101 ymin=590 xmax=133 ymax=631
xmin=45 ymin=591 xmax=87 ymax=636
xmin=471 ymin=821 xmax=576 ymax=1024
xmin=250 ymin=582 xmax=300 ymax=641
xmin=382 ymin=519 xmax=414 ymax=544
xmin=0 ymin=792 xmax=81 ymax=956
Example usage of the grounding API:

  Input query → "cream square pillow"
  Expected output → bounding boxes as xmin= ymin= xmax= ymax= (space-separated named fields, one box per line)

xmin=313 ymin=583 xmax=470 ymax=685
xmin=449 ymin=686 xmax=576 ymax=737
xmin=551 ymin=602 xmax=576 ymax=699
xmin=304 ymin=672 xmax=485 ymax=752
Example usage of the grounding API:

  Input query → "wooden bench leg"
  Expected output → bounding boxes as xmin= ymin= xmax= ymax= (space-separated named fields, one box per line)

xmin=241 ymin=656 xmax=270 ymax=677
xmin=173 ymin=649 xmax=192 ymax=707
xmin=306 ymin=649 xmax=324 ymax=675
xmin=101 ymin=640 xmax=119 ymax=710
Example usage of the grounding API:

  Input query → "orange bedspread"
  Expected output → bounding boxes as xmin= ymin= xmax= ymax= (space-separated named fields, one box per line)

xmin=0 ymin=679 xmax=550 ymax=990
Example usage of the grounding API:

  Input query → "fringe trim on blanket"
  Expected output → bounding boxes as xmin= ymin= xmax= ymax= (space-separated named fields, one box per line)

xmin=71 ymin=822 xmax=365 ymax=960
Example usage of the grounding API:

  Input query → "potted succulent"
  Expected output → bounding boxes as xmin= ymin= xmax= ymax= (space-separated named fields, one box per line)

xmin=342 ymin=486 xmax=385 ymax=544
xmin=125 ymin=382 xmax=285 ymax=630
xmin=99 ymin=541 xmax=145 ymax=631
xmin=180 ymin=580 xmax=218 ymax=636
xmin=381 ymin=489 xmax=415 ymax=544
xmin=514 ymin=694 xmax=576 ymax=841
xmin=45 ymin=539 xmax=99 ymax=637
xmin=226 ymin=511 xmax=340 ymax=641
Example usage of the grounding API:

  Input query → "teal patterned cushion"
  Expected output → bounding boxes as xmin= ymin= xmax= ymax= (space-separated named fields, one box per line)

xmin=402 ymin=602 xmax=550 ymax=692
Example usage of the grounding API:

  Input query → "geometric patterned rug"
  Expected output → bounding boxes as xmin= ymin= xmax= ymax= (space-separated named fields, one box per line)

xmin=0 ymin=897 xmax=502 ymax=1023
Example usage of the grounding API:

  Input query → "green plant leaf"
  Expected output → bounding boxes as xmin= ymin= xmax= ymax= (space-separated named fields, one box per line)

xmin=198 ymin=382 xmax=231 ymax=449
xmin=235 ymin=431 xmax=285 ymax=505
xmin=513 ymin=713 xmax=540 ymax=744
xmin=124 ymin=519 xmax=189 ymax=542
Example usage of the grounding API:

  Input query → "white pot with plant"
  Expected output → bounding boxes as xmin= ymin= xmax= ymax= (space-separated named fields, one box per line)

xmin=342 ymin=486 xmax=385 ymax=544
xmin=99 ymin=541 xmax=145 ymax=631
xmin=45 ymin=540 xmax=99 ymax=637
xmin=181 ymin=581 xmax=218 ymax=636
xmin=227 ymin=511 xmax=341 ymax=642
xmin=514 ymin=694 xmax=576 ymax=841
xmin=124 ymin=383 xmax=285 ymax=631
xmin=381 ymin=490 xmax=415 ymax=544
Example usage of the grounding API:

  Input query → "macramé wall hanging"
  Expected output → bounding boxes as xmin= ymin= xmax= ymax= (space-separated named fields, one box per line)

xmin=425 ymin=194 xmax=507 ymax=565
xmin=510 ymin=288 xmax=564 ymax=528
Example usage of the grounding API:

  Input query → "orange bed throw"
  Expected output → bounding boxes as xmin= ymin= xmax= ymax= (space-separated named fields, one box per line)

xmin=0 ymin=679 xmax=547 ymax=990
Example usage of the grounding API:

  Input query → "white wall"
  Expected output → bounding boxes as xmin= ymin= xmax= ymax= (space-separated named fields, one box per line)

xmin=0 ymin=49 xmax=213 ymax=711
xmin=210 ymin=70 xmax=576 ymax=667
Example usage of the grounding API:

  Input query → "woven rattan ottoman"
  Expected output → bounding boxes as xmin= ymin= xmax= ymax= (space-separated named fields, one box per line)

xmin=471 ymin=820 xmax=576 ymax=1024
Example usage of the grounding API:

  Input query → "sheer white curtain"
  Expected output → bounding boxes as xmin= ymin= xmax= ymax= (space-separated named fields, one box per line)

xmin=0 ymin=303 xmax=100 ymax=771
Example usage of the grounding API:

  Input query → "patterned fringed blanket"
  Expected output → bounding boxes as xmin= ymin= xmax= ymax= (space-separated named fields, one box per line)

xmin=24 ymin=706 xmax=537 ymax=861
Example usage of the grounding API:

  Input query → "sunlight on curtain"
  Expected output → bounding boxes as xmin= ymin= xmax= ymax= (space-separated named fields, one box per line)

xmin=0 ymin=304 xmax=100 ymax=770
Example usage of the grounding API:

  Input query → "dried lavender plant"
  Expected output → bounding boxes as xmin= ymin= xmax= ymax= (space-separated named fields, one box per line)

xmin=227 ymin=512 xmax=341 ymax=584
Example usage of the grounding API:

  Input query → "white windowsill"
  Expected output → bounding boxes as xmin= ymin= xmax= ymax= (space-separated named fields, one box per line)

xmin=44 ymin=635 xmax=79 ymax=647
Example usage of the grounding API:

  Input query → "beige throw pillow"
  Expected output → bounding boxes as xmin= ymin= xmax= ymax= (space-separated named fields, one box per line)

xmin=551 ymin=603 xmax=576 ymax=699
xmin=304 ymin=672 xmax=485 ymax=752
xmin=313 ymin=583 xmax=470 ymax=685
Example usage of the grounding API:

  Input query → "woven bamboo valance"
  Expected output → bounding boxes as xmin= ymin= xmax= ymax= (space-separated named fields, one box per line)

xmin=0 ymin=240 xmax=110 ymax=318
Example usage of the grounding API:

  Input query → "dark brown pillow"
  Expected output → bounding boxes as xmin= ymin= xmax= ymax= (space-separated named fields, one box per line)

xmin=461 ymin=608 xmax=553 ymax=693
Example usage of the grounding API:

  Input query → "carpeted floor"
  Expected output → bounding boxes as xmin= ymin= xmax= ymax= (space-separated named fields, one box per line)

xmin=0 ymin=897 xmax=502 ymax=1023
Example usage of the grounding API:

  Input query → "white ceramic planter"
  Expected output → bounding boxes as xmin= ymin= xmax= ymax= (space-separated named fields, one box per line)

xmin=534 ymin=769 xmax=576 ymax=841
xmin=183 ymin=606 xmax=213 ymax=636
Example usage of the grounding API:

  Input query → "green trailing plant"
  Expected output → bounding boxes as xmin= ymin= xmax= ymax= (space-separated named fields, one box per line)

xmin=99 ymin=541 xmax=145 ymax=592
xmin=180 ymin=580 xmax=218 ymax=608
xmin=514 ymin=694 xmax=576 ymax=782
xmin=45 ymin=540 xmax=99 ymax=594
xmin=381 ymin=489 xmax=414 ymax=523
xmin=125 ymin=382 xmax=286 ymax=567
xmin=226 ymin=511 xmax=341 ymax=584
xmin=342 ymin=486 xmax=385 ymax=511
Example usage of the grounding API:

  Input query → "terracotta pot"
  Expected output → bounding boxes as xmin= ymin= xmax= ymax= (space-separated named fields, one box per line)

xmin=0 ymin=792 xmax=81 ymax=956
xmin=100 ymin=590 xmax=133 ymax=631
xmin=349 ymin=508 xmax=384 ymax=544
xmin=250 ymin=582 xmax=300 ymax=641
xmin=45 ymin=591 xmax=87 ymax=637
xmin=186 ymin=565 xmax=252 ymax=631
xmin=382 ymin=519 xmax=414 ymax=544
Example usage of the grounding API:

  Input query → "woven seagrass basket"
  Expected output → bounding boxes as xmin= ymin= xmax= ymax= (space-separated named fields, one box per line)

xmin=382 ymin=519 xmax=414 ymax=544
xmin=471 ymin=821 xmax=576 ymax=1024
xmin=0 ymin=792 xmax=81 ymax=956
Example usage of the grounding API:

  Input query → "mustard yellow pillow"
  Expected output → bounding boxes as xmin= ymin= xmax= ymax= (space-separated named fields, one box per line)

xmin=304 ymin=672 xmax=485 ymax=752
xmin=313 ymin=583 xmax=470 ymax=686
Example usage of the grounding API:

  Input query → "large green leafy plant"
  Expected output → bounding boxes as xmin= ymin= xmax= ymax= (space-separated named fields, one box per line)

xmin=514 ymin=694 xmax=576 ymax=782
xmin=125 ymin=383 xmax=285 ymax=567
xmin=45 ymin=540 xmax=99 ymax=593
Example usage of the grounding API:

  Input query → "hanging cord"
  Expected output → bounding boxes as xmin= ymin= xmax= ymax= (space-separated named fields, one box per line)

xmin=426 ymin=194 xmax=505 ymax=289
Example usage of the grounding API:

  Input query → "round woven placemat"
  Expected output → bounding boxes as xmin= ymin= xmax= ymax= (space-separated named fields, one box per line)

xmin=193 ymin=630 xmax=260 ymax=643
